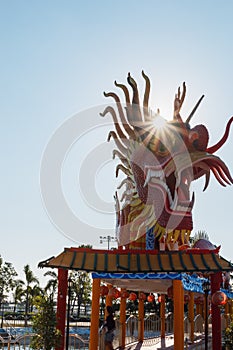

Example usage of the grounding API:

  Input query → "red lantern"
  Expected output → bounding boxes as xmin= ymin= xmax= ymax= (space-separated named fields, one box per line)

xmin=108 ymin=287 xmax=121 ymax=299
xmin=167 ymin=286 xmax=173 ymax=299
xmin=139 ymin=292 xmax=146 ymax=300
xmin=115 ymin=289 xmax=121 ymax=299
xmin=194 ymin=295 xmax=204 ymax=305
xmin=100 ymin=285 xmax=109 ymax=296
xmin=121 ymin=290 xmax=129 ymax=299
xmin=147 ymin=294 xmax=155 ymax=303
xmin=184 ymin=294 xmax=190 ymax=304
xmin=128 ymin=292 xmax=137 ymax=301
xmin=212 ymin=291 xmax=227 ymax=306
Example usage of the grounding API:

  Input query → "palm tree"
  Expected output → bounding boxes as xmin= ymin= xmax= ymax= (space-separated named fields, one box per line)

xmin=70 ymin=271 xmax=92 ymax=317
xmin=29 ymin=285 xmax=43 ymax=312
xmin=12 ymin=280 xmax=24 ymax=314
xmin=23 ymin=264 xmax=39 ymax=326
xmin=44 ymin=270 xmax=58 ymax=299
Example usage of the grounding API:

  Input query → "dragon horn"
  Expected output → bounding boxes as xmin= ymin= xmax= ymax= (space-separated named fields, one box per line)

xmin=206 ymin=116 xmax=233 ymax=154
xmin=186 ymin=95 xmax=205 ymax=124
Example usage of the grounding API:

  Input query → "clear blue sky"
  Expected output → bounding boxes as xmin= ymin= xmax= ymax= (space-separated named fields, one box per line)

xmin=1 ymin=1 xmax=233 ymax=286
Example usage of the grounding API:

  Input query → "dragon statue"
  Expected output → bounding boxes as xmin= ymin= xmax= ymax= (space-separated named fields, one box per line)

xmin=101 ymin=71 xmax=233 ymax=251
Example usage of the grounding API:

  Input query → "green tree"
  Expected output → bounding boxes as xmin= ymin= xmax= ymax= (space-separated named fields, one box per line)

xmin=44 ymin=270 xmax=58 ymax=298
xmin=70 ymin=271 xmax=92 ymax=317
xmin=31 ymin=295 xmax=61 ymax=350
xmin=223 ymin=317 xmax=233 ymax=349
xmin=23 ymin=264 xmax=39 ymax=326
xmin=68 ymin=244 xmax=92 ymax=317
xmin=29 ymin=285 xmax=43 ymax=312
xmin=78 ymin=244 xmax=92 ymax=249
xmin=0 ymin=256 xmax=18 ymax=325
xmin=12 ymin=280 xmax=24 ymax=314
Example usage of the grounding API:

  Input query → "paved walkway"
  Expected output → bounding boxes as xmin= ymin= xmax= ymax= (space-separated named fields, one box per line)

xmin=123 ymin=334 xmax=209 ymax=349
xmin=123 ymin=335 xmax=174 ymax=349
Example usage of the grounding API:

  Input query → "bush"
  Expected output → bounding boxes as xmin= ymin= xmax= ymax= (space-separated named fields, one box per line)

xmin=223 ymin=319 xmax=233 ymax=349
xmin=31 ymin=295 xmax=61 ymax=350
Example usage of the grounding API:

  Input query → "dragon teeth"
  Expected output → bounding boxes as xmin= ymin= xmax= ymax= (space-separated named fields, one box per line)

xmin=144 ymin=169 xmax=164 ymax=187
xmin=170 ymin=191 xmax=178 ymax=210
xmin=143 ymin=169 xmax=151 ymax=187
xmin=176 ymin=205 xmax=191 ymax=212
xmin=143 ymin=167 xmax=192 ymax=213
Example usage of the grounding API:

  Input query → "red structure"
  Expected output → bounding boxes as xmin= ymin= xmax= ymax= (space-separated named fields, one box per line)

xmin=211 ymin=272 xmax=223 ymax=350
xmin=101 ymin=72 xmax=233 ymax=250
xmin=39 ymin=72 xmax=233 ymax=349
xmin=56 ymin=269 xmax=68 ymax=350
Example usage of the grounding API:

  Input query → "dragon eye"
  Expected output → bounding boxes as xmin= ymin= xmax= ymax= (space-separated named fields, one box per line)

xmin=159 ymin=142 xmax=166 ymax=152
xmin=147 ymin=138 xmax=169 ymax=156
xmin=157 ymin=141 xmax=169 ymax=156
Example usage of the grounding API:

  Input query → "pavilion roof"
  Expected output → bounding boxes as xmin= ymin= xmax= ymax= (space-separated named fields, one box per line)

xmin=38 ymin=247 xmax=233 ymax=274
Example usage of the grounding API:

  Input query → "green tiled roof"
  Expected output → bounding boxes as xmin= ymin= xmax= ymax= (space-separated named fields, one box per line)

xmin=38 ymin=247 xmax=233 ymax=273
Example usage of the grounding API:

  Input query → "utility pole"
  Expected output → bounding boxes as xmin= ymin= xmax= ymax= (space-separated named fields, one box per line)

xmin=99 ymin=235 xmax=117 ymax=250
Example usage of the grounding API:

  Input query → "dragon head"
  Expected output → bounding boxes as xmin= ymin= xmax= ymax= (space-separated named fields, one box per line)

xmin=101 ymin=71 xmax=233 ymax=249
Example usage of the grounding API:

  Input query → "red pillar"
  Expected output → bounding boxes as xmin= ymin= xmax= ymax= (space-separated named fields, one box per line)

xmin=56 ymin=268 xmax=68 ymax=350
xmin=188 ymin=292 xmax=194 ymax=343
xmin=160 ymin=294 xmax=166 ymax=339
xmin=119 ymin=289 xmax=127 ymax=349
xmin=89 ymin=278 xmax=101 ymax=350
xmin=211 ymin=272 xmax=222 ymax=350
xmin=138 ymin=298 xmax=144 ymax=342
xmin=173 ymin=280 xmax=184 ymax=350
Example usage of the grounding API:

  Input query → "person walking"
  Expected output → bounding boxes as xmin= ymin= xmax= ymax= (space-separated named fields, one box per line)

xmin=104 ymin=306 xmax=115 ymax=350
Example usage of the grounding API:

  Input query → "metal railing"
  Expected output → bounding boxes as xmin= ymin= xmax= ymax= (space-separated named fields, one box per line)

xmin=144 ymin=314 xmax=161 ymax=337
xmin=0 ymin=312 xmax=216 ymax=350
xmin=0 ymin=334 xmax=35 ymax=350
xmin=67 ymin=334 xmax=89 ymax=349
